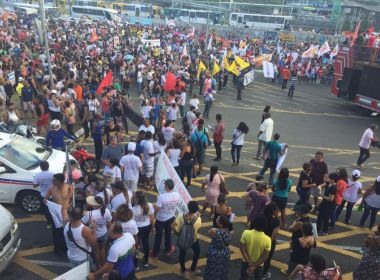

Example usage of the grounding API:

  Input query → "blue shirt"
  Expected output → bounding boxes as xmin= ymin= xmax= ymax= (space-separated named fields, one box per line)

xmin=273 ymin=178 xmax=293 ymax=198
xmin=191 ymin=129 xmax=208 ymax=148
xmin=21 ymin=87 xmax=33 ymax=102
xmin=265 ymin=140 xmax=282 ymax=160
xmin=45 ymin=129 xmax=76 ymax=149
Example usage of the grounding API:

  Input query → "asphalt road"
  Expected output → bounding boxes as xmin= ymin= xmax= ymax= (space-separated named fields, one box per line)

xmin=2 ymin=72 xmax=380 ymax=280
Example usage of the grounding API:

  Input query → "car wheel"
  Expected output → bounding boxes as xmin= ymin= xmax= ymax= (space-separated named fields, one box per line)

xmin=17 ymin=191 xmax=41 ymax=214
xmin=81 ymin=158 xmax=100 ymax=174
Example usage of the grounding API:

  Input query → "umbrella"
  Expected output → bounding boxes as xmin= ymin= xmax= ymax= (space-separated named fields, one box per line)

xmin=124 ymin=54 xmax=134 ymax=61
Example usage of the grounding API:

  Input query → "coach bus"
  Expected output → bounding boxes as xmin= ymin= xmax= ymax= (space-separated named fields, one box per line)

xmin=73 ymin=0 xmax=105 ymax=7
xmin=70 ymin=6 xmax=121 ymax=22
xmin=178 ymin=9 xmax=224 ymax=25
xmin=111 ymin=3 xmax=162 ymax=18
xmin=13 ymin=3 xmax=59 ymax=18
xmin=229 ymin=12 xmax=292 ymax=30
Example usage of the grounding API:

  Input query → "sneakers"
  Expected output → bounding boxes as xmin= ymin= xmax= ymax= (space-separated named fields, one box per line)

xmin=262 ymin=272 xmax=271 ymax=279
xmin=149 ymin=250 xmax=159 ymax=260
xmin=165 ymin=245 xmax=176 ymax=256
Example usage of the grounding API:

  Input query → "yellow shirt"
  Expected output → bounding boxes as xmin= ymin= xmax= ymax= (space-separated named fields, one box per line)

xmin=174 ymin=214 xmax=201 ymax=241
xmin=16 ymin=83 xmax=24 ymax=97
xmin=240 ymin=229 xmax=271 ymax=263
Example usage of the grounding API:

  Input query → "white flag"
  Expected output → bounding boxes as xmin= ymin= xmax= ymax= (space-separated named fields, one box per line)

xmin=182 ymin=43 xmax=188 ymax=57
xmin=317 ymin=41 xmax=331 ymax=57
xmin=330 ymin=44 xmax=339 ymax=57
xmin=207 ymin=34 xmax=213 ymax=51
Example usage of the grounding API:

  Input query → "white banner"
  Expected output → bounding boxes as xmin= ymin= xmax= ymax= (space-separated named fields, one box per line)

xmin=46 ymin=200 xmax=63 ymax=228
xmin=244 ymin=69 xmax=255 ymax=86
xmin=141 ymin=39 xmax=161 ymax=47
xmin=7 ymin=71 xmax=15 ymax=85
xmin=263 ymin=61 xmax=274 ymax=79
xmin=155 ymin=150 xmax=192 ymax=215
xmin=276 ymin=143 xmax=288 ymax=172
xmin=54 ymin=261 xmax=89 ymax=280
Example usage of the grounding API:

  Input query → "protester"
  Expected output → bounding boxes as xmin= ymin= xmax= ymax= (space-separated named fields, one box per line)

xmin=357 ymin=124 xmax=378 ymax=168
xmin=296 ymin=163 xmax=317 ymax=205
xmin=119 ymin=142 xmax=143 ymax=195
xmin=330 ymin=168 xmax=348 ymax=230
xmin=317 ymin=173 xmax=338 ymax=235
xmin=212 ymin=113 xmax=225 ymax=161
xmin=201 ymin=166 xmax=226 ymax=219
xmin=212 ymin=193 xmax=233 ymax=228
xmin=255 ymin=113 xmax=273 ymax=160
xmin=101 ymin=135 xmax=124 ymax=166
xmin=310 ymin=151 xmax=328 ymax=213
xmin=191 ymin=119 xmax=210 ymax=176
xmin=110 ymin=181 xmax=132 ymax=214
xmin=151 ymin=179 xmax=180 ymax=259
xmin=271 ymin=168 xmax=292 ymax=229
xmin=231 ymin=121 xmax=249 ymax=166
xmin=243 ymin=183 xmax=270 ymax=229
xmin=359 ymin=178 xmax=380 ymax=229
xmin=288 ymin=203 xmax=313 ymax=241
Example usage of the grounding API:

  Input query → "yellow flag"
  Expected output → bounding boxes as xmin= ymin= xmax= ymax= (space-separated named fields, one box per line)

xmin=235 ymin=56 xmax=250 ymax=70
xmin=197 ymin=61 xmax=206 ymax=79
xmin=229 ymin=61 xmax=240 ymax=76
xmin=223 ymin=56 xmax=231 ymax=71
xmin=212 ymin=62 xmax=220 ymax=76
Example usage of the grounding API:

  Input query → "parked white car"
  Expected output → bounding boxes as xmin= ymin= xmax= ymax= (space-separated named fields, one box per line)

xmin=0 ymin=204 xmax=21 ymax=273
xmin=0 ymin=132 xmax=75 ymax=213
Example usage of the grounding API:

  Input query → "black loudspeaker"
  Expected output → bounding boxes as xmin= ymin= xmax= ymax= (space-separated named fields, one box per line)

xmin=358 ymin=66 xmax=380 ymax=100
xmin=339 ymin=68 xmax=362 ymax=101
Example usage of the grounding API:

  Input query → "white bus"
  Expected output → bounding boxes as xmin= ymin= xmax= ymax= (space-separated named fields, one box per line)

xmin=179 ymin=9 xmax=224 ymax=25
xmin=73 ymin=0 xmax=105 ymax=8
xmin=13 ymin=3 xmax=58 ymax=18
xmin=229 ymin=13 xmax=292 ymax=30
xmin=70 ymin=6 xmax=121 ymax=22
xmin=111 ymin=3 xmax=157 ymax=18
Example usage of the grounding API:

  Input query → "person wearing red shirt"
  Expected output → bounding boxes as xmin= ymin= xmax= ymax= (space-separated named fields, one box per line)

xmin=282 ymin=66 xmax=291 ymax=90
xmin=330 ymin=168 xmax=348 ymax=229
xmin=212 ymin=114 xmax=225 ymax=161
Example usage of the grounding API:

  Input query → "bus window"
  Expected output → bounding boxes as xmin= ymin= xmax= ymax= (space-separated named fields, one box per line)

xmin=231 ymin=14 xmax=237 ymax=21
xmin=252 ymin=15 xmax=260 ymax=22
xmin=105 ymin=11 xmax=111 ymax=21
xmin=136 ymin=7 xmax=140 ymax=17
xmin=260 ymin=16 xmax=268 ymax=23
xmin=127 ymin=5 xmax=135 ymax=11
xmin=181 ymin=10 xmax=189 ymax=17
xmin=237 ymin=16 xmax=243 ymax=24
xmin=275 ymin=17 xmax=285 ymax=24
xmin=244 ymin=15 xmax=251 ymax=22
xmin=268 ymin=17 xmax=276 ymax=23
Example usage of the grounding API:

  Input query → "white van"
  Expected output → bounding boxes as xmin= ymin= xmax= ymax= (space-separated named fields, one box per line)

xmin=0 ymin=132 xmax=75 ymax=214
xmin=0 ymin=204 xmax=20 ymax=273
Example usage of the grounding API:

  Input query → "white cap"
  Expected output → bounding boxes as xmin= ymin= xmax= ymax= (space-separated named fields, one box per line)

xmin=352 ymin=170 xmax=361 ymax=179
xmin=127 ymin=142 xmax=136 ymax=152
xmin=51 ymin=89 xmax=57 ymax=94
xmin=18 ymin=77 xmax=24 ymax=81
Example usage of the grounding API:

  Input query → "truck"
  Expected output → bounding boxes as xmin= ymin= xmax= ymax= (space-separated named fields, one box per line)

xmin=331 ymin=44 xmax=380 ymax=113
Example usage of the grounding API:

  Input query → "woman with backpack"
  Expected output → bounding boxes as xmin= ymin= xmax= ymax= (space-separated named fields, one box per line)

xmin=359 ymin=178 xmax=380 ymax=229
xmin=82 ymin=196 xmax=112 ymax=267
xmin=172 ymin=201 xmax=202 ymax=274
xmin=204 ymin=215 xmax=233 ymax=280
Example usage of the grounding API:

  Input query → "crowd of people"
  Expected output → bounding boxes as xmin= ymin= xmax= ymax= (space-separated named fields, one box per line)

xmin=0 ymin=11 xmax=379 ymax=280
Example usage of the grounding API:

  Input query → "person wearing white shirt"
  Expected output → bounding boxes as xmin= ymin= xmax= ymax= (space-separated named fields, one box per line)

xmin=185 ymin=106 xmax=197 ymax=131
xmin=82 ymin=196 xmax=112 ymax=267
xmin=120 ymin=142 xmax=143 ymax=194
xmin=114 ymin=204 xmax=139 ymax=242
xmin=231 ymin=122 xmax=249 ymax=166
xmin=137 ymin=68 xmax=143 ymax=94
xmin=336 ymin=170 xmax=362 ymax=224
xmin=88 ymin=222 xmax=136 ymax=280
xmin=132 ymin=191 xmax=155 ymax=267
xmin=33 ymin=161 xmax=54 ymax=226
xmin=178 ymin=90 xmax=187 ymax=117
xmin=189 ymin=94 xmax=200 ymax=110
xmin=111 ymin=181 xmax=132 ymax=213
xmin=103 ymin=158 xmax=122 ymax=184
xmin=140 ymin=132 xmax=156 ymax=189
xmin=357 ymin=124 xmax=378 ymax=168
xmin=161 ymin=121 xmax=175 ymax=142
xmin=255 ymin=113 xmax=274 ymax=160
xmin=167 ymin=140 xmax=181 ymax=175
xmin=151 ymin=179 xmax=180 ymax=259
xmin=139 ymin=118 xmax=155 ymax=135
xmin=167 ymin=101 xmax=179 ymax=122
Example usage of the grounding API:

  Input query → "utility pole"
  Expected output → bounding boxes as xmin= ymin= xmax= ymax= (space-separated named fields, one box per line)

xmin=38 ymin=0 xmax=54 ymax=90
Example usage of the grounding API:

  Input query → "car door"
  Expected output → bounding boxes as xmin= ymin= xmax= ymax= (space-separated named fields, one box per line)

xmin=0 ymin=162 xmax=16 ymax=203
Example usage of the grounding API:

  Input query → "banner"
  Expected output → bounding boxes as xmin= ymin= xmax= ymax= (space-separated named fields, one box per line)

xmin=244 ymin=69 xmax=255 ymax=86
xmin=276 ymin=143 xmax=288 ymax=172
xmin=251 ymin=54 xmax=272 ymax=67
xmin=113 ymin=36 xmax=120 ymax=48
xmin=229 ymin=61 xmax=240 ymax=76
xmin=207 ymin=35 xmax=213 ymax=51
xmin=141 ymin=39 xmax=160 ymax=47
xmin=235 ymin=56 xmax=250 ymax=70
xmin=317 ymin=41 xmax=331 ymax=57
xmin=196 ymin=61 xmax=206 ymax=79
xmin=279 ymin=33 xmax=296 ymax=42
xmin=212 ymin=62 xmax=221 ymax=76
xmin=263 ymin=61 xmax=274 ymax=79
xmin=302 ymin=45 xmax=319 ymax=59
xmin=330 ymin=44 xmax=339 ymax=57
xmin=7 ymin=71 xmax=15 ymax=85
xmin=155 ymin=150 xmax=192 ymax=216
xmin=46 ymin=201 xmax=63 ymax=228
xmin=54 ymin=261 xmax=89 ymax=280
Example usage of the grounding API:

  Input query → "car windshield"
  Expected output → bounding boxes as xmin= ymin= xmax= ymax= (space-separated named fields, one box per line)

xmin=0 ymin=136 xmax=52 ymax=170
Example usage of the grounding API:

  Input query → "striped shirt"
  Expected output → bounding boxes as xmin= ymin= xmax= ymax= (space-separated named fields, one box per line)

xmin=290 ymin=76 xmax=297 ymax=86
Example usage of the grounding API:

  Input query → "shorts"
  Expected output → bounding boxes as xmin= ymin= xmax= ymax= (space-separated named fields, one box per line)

xmin=310 ymin=185 xmax=318 ymax=196
xmin=37 ymin=113 xmax=49 ymax=127
xmin=124 ymin=180 xmax=138 ymax=193
xmin=23 ymin=101 xmax=34 ymax=111
xmin=272 ymin=195 xmax=288 ymax=211
xmin=143 ymin=162 xmax=154 ymax=177
xmin=97 ymin=232 xmax=108 ymax=243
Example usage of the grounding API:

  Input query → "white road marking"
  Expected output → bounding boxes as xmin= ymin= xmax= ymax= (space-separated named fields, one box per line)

xmin=29 ymin=260 xmax=72 ymax=268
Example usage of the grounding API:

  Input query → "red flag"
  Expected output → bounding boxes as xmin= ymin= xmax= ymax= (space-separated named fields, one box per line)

xmin=96 ymin=71 xmax=113 ymax=94
xmin=350 ymin=20 xmax=361 ymax=47
xmin=163 ymin=72 xmax=177 ymax=92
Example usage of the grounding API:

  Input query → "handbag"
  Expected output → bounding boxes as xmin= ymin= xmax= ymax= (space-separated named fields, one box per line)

xmin=218 ymin=174 xmax=229 ymax=195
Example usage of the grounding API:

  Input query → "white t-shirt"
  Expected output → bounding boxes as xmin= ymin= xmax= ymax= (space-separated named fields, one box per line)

xmin=156 ymin=191 xmax=180 ymax=221
xmin=140 ymin=139 xmax=155 ymax=165
xmin=119 ymin=154 xmax=142 ymax=181
xmin=343 ymin=179 xmax=362 ymax=203
xmin=186 ymin=111 xmax=196 ymax=130
xmin=179 ymin=92 xmax=186 ymax=106
xmin=139 ymin=125 xmax=155 ymax=135
xmin=137 ymin=71 xmax=143 ymax=83
xmin=33 ymin=171 xmax=54 ymax=197
xmin=96 ymin=188 xmax=113 ymax=210
xmin=167 ymin=107 xmax=179 ymax=121
xmin=107 ymin=233 xmax=135 ymax=265
xmin=132 ymin=203 xmax=154 ymax=228
xmin=142 ymin=105 xmax=152 ymax=119
xmin=259 ymin=118 xmax=274 ymax=142
xmin=121 ymin=220 xmax=139 ymax=236
xmin=168 ymin=148 xmax=181 ymax=167
xmin=359 ymin=128 xmax=374 ymax=149
xmin=232 ymin=128 xmax=245 ymax=145
xmin=189 ymin=98 xmax=200 ymax=110
xmin=162 ymin=126 xmax=175 ymax=142
xmin=82 ymin=208 xmax=112 ymax=238
xmin=111 ymin=191 xmax=132 ymax=213
xmin=103 ymin=166 xmax=121 ymax=183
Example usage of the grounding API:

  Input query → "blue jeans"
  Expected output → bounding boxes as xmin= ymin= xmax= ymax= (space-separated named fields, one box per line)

xmin=240 ymin=262 xmax=263 ymax=280
xmin=259 ymin=158 xmax=278 ymax=185
xmin=203 ymin=100 xmax=212 ymax=118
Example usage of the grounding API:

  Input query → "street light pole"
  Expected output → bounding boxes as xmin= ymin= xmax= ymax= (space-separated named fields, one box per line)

xmin=38 ymin=0 xmax=54 ymax=90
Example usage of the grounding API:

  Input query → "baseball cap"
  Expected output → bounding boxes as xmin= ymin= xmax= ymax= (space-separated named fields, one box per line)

xmin=352 ymin=170 xmax=361 ymax=179
xmin=86 ymin=196 xmax=101 ymax=207
xmin=127 ymin=142 xmax=136 ymax=152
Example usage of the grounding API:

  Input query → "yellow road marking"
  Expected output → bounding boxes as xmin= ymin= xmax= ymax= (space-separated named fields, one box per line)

xmin=14 ymin=255 xmax=57 ymax=280
xmin=16 ymin=215 xmax=46 ymax=224
xmin=18 ymin=246 xmax=54 ymax=257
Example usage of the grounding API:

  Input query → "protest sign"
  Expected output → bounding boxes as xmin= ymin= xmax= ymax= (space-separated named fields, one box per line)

xmin=244 ymin=69 xmax=255 ymax=86
xmin=263 ymin=61 xmax=274 ymax=79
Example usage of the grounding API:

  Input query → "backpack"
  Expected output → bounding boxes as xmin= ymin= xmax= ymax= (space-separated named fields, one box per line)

xmin=176 ymin=214 xmax=198 ymax=250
